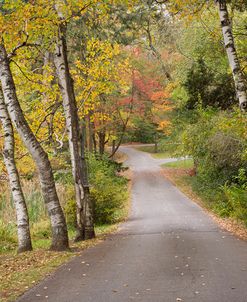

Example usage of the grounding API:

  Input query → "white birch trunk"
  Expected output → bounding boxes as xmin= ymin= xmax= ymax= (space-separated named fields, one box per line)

xmin=0 ymin=87 xmax=32 ymax=253
xmin=53 ymin=21 xmax=95 ymax=240
xmin=216 ymin=0 xmax=247 ymax=110
xmin=0 ymin=42 xmax=69 ymax=251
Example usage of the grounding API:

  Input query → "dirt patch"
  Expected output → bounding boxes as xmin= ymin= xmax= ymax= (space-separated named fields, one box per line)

xmin=161 ymin=168 xmax=247 ymax=241
xmin=161 ymin=167 xmax=189 ymax=180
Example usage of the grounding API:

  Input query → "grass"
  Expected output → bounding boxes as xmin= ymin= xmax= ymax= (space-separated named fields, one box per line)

xmin=135 ymin=145 xmax=171 ymax=159
xmin=161 ymin=158 xmax=194 ymax=169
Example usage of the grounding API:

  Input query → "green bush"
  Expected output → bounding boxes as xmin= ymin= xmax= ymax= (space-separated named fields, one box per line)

xmin=180 ymin=109 xmax=247 ymax=184
xmin=63 ymin=155 xmax=128 ymax=227
xmin=222 ymin=185 xmax=247 ymax=225
xmin=172 ymin=108 xmax=247 ymax=226
xmin=88 ymin=154 xmax=128 ymax=225
xmin=218 ymin=169 xmax=247 ymax=225
xmin=64 ymin=198 xmax=77 ymax=228
xmin=63 ymin=154 xmax=129 ymax=226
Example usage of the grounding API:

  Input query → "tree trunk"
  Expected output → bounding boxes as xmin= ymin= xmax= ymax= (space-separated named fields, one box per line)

xmin=86 ymin=112 xmax=96 ymax=154
xmin=86 ymin=114 xmax=92 ymax=152
xmin=154 ymin=141 xmax=158 ymax=153
xmin=92 ymin=122 xmax=97 ymax=154
xmin=0 ymin=87 xmax=32 ymax=253
xmin=53 ymin=22 xmax=95 ymax=240
xmin=98 ymin=131 xmax=106 ymax=155
xmin=82 ymin=117 xmax=87 ymax=151
xmin=80 ymin=136 xmax=95 ymax=239
xmin=146 ymin=20 xmax=172 ymax=81
xmin=109 ymin=113 xmax=130 ymax=158
xmin=0 ymin=42 xmax=69 ymax=251
xmin=112 ymin=140 xmax=116 ymax=155
xmin=216 ymin=0 xmax=247 ymax=110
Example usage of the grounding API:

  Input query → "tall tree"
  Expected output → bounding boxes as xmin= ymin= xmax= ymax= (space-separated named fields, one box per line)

xmin=216 ymin=0 xmax=247 ymax=110
xmin=160 ymin=0 xmax=247 ymax=110
xmin=0 ymin=87 xmax=32 ymax=253
xmin=0 ymin=42 xmax=69 ymax=251
xmin=54 ymin=5 xmax=95 ymax=240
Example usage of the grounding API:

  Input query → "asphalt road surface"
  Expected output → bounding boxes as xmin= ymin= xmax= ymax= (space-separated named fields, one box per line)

xmin=17 ymin=146 xmax=247 ymax=302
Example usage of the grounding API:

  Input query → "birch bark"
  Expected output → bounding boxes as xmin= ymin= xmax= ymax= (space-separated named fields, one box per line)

xmin=0 ymin=42 xmax=69 ymax=251
xmin=216 ymin=0 xmax=247 ymax=110
xmin=0 ymin=87 xmax=32 ymax=253
xmin=53 ymin=21 xmax=95 ymax=240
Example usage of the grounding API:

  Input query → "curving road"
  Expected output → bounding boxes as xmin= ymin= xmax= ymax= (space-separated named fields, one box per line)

xmin=17 ymin=146 xmax=247 ymax=302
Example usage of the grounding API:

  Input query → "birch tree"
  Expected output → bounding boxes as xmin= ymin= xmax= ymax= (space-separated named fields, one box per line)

xmin=0 ymin=87 xmax=32 ymax=253
xmin=215 ymin=0 xmax=247 ymax=110
xmin=54 ymin=5 xmax=95 ymax=240
xmin=159 ymin=0 xmax=247 ymax=110
xmin=0 ymin=42 xmax=69 ymax=251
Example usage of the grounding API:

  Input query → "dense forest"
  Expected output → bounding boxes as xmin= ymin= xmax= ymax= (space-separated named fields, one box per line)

xmin=0 ymin=0 xmax=246 ymax=258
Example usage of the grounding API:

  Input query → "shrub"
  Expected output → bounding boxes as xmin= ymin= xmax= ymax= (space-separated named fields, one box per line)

xmin=63 ymin=154 xmax=129 ymax=226
xmin=64 ymin=198 xmax=77 ymax=228
xmin=88 ymin=154 xmax=128 ymax=225
xmin=180 ymin=109 xmax=247 ymax=184
xmin=176 ymin=108 xmax=247 ymax=225
xmin=222 ymin=185 xmax=247 ymax=225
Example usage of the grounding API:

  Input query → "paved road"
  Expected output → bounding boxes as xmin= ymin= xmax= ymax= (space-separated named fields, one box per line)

xmin=17 ymin=146 xmax=247 ymax=302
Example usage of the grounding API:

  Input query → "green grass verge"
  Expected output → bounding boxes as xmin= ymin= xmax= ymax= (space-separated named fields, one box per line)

xmin=161 ymin=158 xmax=194 ymax=169
xmin=135 ymin=145 xmax=171 ymax=159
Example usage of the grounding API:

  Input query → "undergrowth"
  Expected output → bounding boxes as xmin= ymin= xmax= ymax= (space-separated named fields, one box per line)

xmin=0 ymin=153 xmax=129 ymax=253
xmin=185 ymin=169 xmax=247 ymax=226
